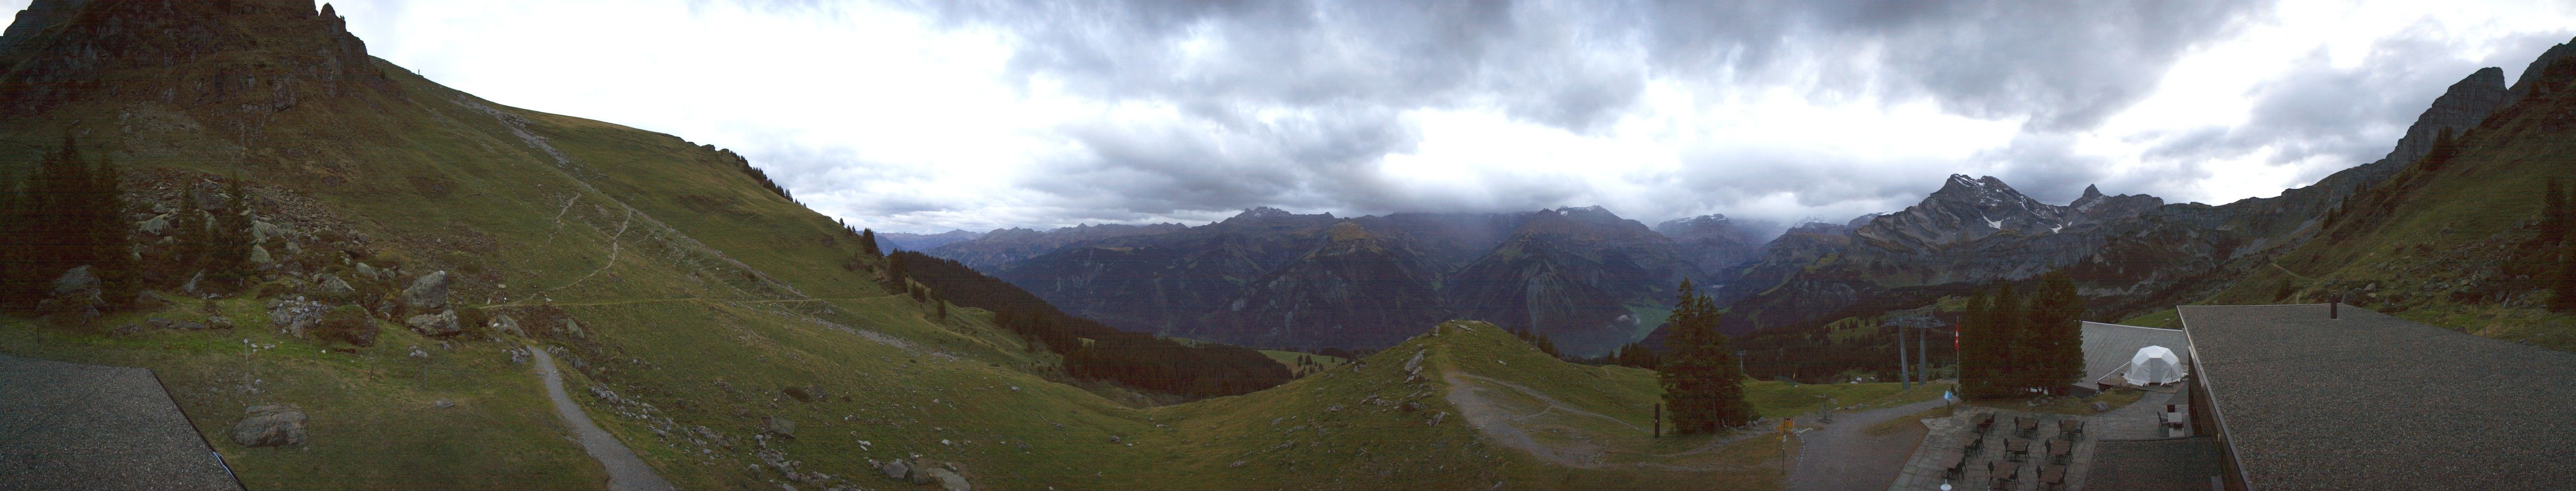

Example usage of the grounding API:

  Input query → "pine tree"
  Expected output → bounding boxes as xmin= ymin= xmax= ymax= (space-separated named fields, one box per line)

xmin=9 ymin=136 xmax=139 ymax=311
xmin=2023 ymin=272 xmax=2086 ymax=394
xmin=204 ymin=176 xmax=254 ymax=289
xmin=85 ymin=154 xmax=138 ymax=308
xmin=1990 ymin=284 xmax=2026 ymax=395
xmin=860 ymin=228 xmax=882 ymax=257
xmin=166 ymin=182 xmax=207 ymax=274
xmin=1958 ymin=289 xmax=2001 ymax=397
xmin=1660 ymin=279 xmax=1750 ymax=433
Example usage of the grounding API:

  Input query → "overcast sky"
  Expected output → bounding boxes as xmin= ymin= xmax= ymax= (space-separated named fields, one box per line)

xmin=14 ymin=0 xmax=2570 ymax=234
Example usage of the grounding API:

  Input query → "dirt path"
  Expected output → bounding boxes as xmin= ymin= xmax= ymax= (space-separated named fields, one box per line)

xmin=1444 ymin=371 xmax=1607 ymax=468
xmin=531 ymin=348 xmax=674 ymax=491
xmin=1788 ymin=399 xmax=1943 ymax=491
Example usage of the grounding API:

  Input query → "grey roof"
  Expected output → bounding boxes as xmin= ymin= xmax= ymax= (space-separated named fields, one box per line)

xmin=2180 ymin=304 xmax=2576 ymax=491
xmin=2078 ymin=321 xmax=2189 ymax=388
xmin=0 ymin=353 xmax=243 ymax=490
xmin=2084 ymin=437 xmax=2225 ymax=490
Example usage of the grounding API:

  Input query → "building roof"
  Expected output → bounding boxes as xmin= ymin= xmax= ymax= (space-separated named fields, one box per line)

xmin=2180 ymin=304 xmax=2576 ymax=491
xmin=0 ymin=353 xmax=242 ymax=490
xmin=2078 ymin=321 xmax=2189 ymax=388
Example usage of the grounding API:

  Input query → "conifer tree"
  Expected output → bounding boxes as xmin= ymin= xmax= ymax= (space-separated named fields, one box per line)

xmin=166 ymin=182 xmax=207 ymax=273
xmin=1660 ymin=279 xmax=1750 ymax=433
xmin=2023 ymin=272 xmax=2086 ymax=394
xmin=204 ymin=176 xmax=254 ymax=288
xmin=860 ymin=228 xmax=882 ymax=257
xmin=2544 ymin=178 xmax=2568 ymax=246
xmin=10 ymin=136 xmax=140 ymax=310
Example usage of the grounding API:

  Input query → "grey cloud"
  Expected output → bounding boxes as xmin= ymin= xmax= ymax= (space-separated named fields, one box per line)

xmin=893 ymin=0 xmax=2275 ymax=227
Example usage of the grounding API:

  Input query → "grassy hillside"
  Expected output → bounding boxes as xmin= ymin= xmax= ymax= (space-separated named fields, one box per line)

xmin=2194 ymin=59 xmax=2576 ymax=351
xmin=0 ymin=3 xmax=1806 ymax=490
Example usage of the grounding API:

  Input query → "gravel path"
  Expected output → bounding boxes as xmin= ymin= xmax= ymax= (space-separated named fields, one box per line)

xmin=1787 ymin=399 xmax=1943 ymax=491
xmin=1444 ymin=371 xmax=1608 ymax=468
xmin=530 ymin=348 xmax=674 ymax=491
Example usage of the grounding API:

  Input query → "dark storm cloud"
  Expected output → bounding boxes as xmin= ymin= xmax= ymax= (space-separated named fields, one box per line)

xmin=908 ymin=0 xmax=2276 ymax=222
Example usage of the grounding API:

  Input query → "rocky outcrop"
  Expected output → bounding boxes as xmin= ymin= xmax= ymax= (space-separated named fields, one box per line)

xmin=402 ymin=271 xmax=451 ymax=311
xmin=404 ymin=310 xmax=460 ymax=337
xmin=0 ymin=0 xmax=403 ymax=121
xmin=2504 ymin=37 xmax=2576 ymax=108
xmin=230 ymin=404 xmax=308 ymax=447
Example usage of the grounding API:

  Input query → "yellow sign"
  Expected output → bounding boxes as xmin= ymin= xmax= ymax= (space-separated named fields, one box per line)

xmin=1779 ymin=418 xmax=1794 ymax=433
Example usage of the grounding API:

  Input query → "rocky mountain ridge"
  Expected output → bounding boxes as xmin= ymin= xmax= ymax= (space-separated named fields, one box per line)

xmin=935 ymin=206 xmax=1693 ymax=355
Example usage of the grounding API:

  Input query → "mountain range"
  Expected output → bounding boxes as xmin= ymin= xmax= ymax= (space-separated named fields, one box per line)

xmin=921 ymin=51 xmax=2561 ymax=359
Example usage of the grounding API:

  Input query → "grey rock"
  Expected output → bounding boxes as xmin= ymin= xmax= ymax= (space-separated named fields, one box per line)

xmin=433 ymin=399 xmax=455 ymax=409
xmin=252 ymin=220 xmax=287 ymax=243
xmin=249 ymin=245 xmax=273 ymax=268
xmin=404 ymin=310 xmax=460 ymax=337
xmin=267 ymin=298 xmax=329 ymax=338
xmin=2091 ymin=401 xmax=2111 ymax=412
xmin=180 ymin=270 xmax=205 ymax=294
xmin=192 ymin=186 xmax=227 ymax=212
xmin=491 ymin=314 xmax=524 ymax=337
xmin=908 ymin=460 xmax=935 ymax=484
xmin=354 ymin=262 xmax=381 ymax=281
xmin=175 ymin=321 xmax=208 ymax=330
xmin=137 ymin=214 xmax=172 ymax=235
xmin=230 ymin=404 xmax=309 ymax=447
xmin=111 ymin=323 xmax=145 ymax=335
xmin=761 ymin=417 xmax=795 ymax=439
xmin=207 ymin=316 xmax=233 ymax=330
xmin=52 ymin=266 xmax=99 ymax=300
xmin=402 ymin=271 xmax=451 ymax=311
xmin=318 ymin=275 xmax=355 ymax=294
xmin=927 ymin=468 xmax=969 ymax=491
xmin=147 ymin=318 xmax=173 ymax=329
xmin=879 ymin=458 xmax=911 ymax=480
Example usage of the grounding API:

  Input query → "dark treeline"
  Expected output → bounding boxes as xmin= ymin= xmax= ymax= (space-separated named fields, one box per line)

xmin=1 ymin=136 xmax=141 ymax=315
xmin=1957 ymin=272 xmax=2085 ymax=398
xmin=886 ymin=251 xmax=1291 ymax=397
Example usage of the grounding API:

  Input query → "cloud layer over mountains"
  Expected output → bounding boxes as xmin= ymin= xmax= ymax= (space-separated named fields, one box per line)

xmin=191 ymin=0 xmax=2576 ymax=232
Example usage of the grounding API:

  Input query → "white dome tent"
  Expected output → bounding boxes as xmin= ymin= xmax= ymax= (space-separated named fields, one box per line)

xmin=2124 ymin=346 xmax=2185 ymax=386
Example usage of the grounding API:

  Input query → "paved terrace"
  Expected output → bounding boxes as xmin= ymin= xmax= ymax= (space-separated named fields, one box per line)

xmin=0 ymin=353 xmax=242 ymax=491
xmin=2180 ymin=304 xmax=2576 ymax=491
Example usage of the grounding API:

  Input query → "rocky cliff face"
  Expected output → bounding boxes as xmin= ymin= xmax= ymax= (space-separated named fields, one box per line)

xmin=0 ymin=0 xmax=399 ymax=123
xmin=2504 ymin=37 xmax=2576 ymax=108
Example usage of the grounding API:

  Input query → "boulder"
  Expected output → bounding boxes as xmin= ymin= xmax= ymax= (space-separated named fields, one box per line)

xmin=926 ymin=468 xmax=969 ymax=491
xmin=2091 ymin=401 xmax=2111 ymax=412
xmin=207 ymin=315 xmax=234 ymax=330
xmin=181 ymin=270 xmax=205 ymax=294
xmin=252 ymin=220 xmax=287 ymax=243
xmin=908 ymin=460 xmax=935 ymax=484
xmin=402 ymin=271 xmax=451 ymax=310
xmin=405 ymin=310 xmax=461 ymax=337
xmin=112 ymin=323 xmax=145 ymax=335
xmin=878 ymin=458 xmax=911 ymax=480
xmin=230 ymin=404 xmax=309 ymax=447
xmin=491 ymin=314 xmax=524 ymax=337
xmin=147 ymin=318 xmax=174 ymax=329
xmin=318 ymin=274 xmax=356 ymax=294
xmin=761 ymin=417 xmax=795 ymax=439
xmin=354 ymin=263 xmax=381 ymax=281
xmin=192 ymin=186 xmax=227 ymax=212
xmin=137 ymin=214 xmax=172 ymax=235
xmin=52 ymin=266 xmax=99 ymax=300
xmin=249 ymin=245 xmax=273 ymax=268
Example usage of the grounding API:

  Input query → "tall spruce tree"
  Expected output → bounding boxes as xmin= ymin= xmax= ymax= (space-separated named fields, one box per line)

xmin=860 ymin=228 xmax=882 ymax=257
xmin=2023 ymin=272 xmax=2086 ymax=394
xmin=204 ymin=176 xmax=254 ymax=288
xmin=12 ymin=136 xmax=139 ymax=310
xmin=167 ymin=181 xmax=208 ymax=274
xmin=1660 ymin=279 xmax=1750 ymax=433
xmin=1958 ymin=289 xmax=2003 ymax=397
xmin=2544 ymin=178 xmax=2568 ymax=246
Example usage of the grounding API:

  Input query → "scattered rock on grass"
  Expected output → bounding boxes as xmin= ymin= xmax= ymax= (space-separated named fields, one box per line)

xmin=230 ymin=404 xmax=309 ymax=447
xmin=404 ymin=310 xmax=460 ymax=337
xmin=761 ymin=417 xmax=795 ymax=439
